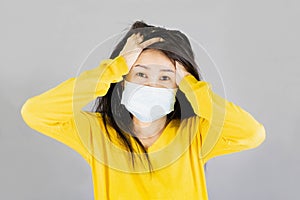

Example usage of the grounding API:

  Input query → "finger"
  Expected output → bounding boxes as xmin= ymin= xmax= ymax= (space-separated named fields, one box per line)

xmin=176 ymin=61 xmax=190 ymax=76
xmin=125 ymin=34 xmax=137 ymax=43
xmin=140 ymin=37 xmax=164 ymax=48
xmin=127 ymin=33 xmax=143 ymax=44
xmin=129 ymin=33 xmax=137 ymax=38
xmin=136 ymin=32 xmax=142 ymax=37
xmin=175 ymin=61 xmax=191 ymax=80
xmin=175 ymin=61 xmax=185 ymax=70
xmin=137 ymin=34 xmax=144 ymax=42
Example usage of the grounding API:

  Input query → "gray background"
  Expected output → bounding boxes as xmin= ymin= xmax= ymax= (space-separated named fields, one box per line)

xmin=1 ymin=0 xmax=299 ymax=199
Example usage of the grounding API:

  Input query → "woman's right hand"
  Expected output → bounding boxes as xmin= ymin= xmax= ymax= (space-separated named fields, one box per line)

xmin=119 ymin=32 xmax=164 ymax=70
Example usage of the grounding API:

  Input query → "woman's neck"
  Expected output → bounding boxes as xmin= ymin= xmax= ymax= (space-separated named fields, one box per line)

xmin=132 ymin=116 xmax=167 ymax=140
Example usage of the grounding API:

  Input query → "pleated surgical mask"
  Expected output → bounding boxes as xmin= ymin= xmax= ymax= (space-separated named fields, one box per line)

xmin=121 ymin=80 xmax=178 ymax=123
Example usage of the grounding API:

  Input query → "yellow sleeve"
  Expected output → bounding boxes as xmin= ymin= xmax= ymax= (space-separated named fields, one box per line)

xmin=20 ymin=55 xmax=129 ymax=164
xmin=178 ymin=74 xmax=266 ymax=163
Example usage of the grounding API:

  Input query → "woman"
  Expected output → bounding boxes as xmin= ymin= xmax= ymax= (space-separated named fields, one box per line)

xmin=21 ymin=21 xmax=266 ymax=199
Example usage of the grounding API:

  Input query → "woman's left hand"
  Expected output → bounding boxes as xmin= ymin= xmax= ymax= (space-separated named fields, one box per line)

xmin=175 ymin=61 xmax=191 ymax=86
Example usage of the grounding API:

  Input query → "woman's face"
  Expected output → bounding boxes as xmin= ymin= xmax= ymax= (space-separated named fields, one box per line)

xmin=125 ymin=49 xmax=177 ymax=89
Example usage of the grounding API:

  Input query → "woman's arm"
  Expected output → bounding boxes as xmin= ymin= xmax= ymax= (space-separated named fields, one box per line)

xmin=20 ymin=32 xmax=163 ymax=164
xmin=178 ymin=74 xmax=266 ymax=163
xmin=20 ymin=55 xmax=129 ymax=163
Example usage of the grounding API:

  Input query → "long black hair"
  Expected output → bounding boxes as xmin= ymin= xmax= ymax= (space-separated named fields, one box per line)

xmin=92 ymin=20 xmax=204 ymax=173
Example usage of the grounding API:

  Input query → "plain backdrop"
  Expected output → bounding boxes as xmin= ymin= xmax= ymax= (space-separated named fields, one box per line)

xmin=1 ymin=0 xmax=299 ymax=199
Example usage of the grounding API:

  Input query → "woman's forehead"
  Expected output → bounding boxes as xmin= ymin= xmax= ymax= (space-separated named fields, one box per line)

xmin=133 ymin=49 xmax=175 ymax=69
xmin=132 ymin=64 xmax=175 ymax=73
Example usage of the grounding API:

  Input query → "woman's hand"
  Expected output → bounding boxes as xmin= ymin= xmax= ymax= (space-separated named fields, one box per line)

xmin=119 ymin=32 xmax=164 ymax=70
xmin=175 ymin=61 xmax=191 ymax=86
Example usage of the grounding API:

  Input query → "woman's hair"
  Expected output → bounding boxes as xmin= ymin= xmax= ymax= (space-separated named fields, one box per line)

xmin=92 ymin=20 xmax=203 ymax=172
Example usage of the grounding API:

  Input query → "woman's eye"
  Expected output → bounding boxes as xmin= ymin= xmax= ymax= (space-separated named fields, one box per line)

xmin=136 ymin=72 xmax=147 ymax=78
xmin=160 ymin=76 xmax=170 ymax=81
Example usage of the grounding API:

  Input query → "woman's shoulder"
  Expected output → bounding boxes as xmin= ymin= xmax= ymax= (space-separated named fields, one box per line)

xmin=177 ymin=115 xmax=204 ymax=127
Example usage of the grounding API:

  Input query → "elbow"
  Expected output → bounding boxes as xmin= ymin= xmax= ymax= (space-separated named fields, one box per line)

xmin=21 ymin=98 xmax=38 ymax=128
xmin=21 ymin=99 xmax=32 ymax=125
xmin=249 ymin=123 xmax=266 ymax=148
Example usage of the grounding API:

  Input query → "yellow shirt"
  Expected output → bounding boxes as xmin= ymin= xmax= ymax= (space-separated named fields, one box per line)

xmin=21 ymin=55 xmax=266 ymax=199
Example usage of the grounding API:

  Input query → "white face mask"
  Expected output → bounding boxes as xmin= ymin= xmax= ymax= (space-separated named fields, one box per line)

xmin=120 ymin=80 xmax=178 ymax=123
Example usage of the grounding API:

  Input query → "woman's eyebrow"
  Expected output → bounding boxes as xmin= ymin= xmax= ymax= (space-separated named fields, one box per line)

xmin=160 ymin=69 xmax=175 ymax=73
xmin=134 ymin=64 xmax=149 ymax=69
xmin=134 ymin=64 xmax=175 ymax=73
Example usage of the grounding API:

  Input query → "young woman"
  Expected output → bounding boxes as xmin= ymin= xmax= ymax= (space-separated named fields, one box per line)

xmin=21 ymin=21 xmax=266 ymax=199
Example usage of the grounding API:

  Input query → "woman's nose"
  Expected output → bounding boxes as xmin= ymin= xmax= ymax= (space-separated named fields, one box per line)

xmin=143 ymin=76 xmax=164 ymax=88
xmin=144 ymin=81 xmax=163 ymax=88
